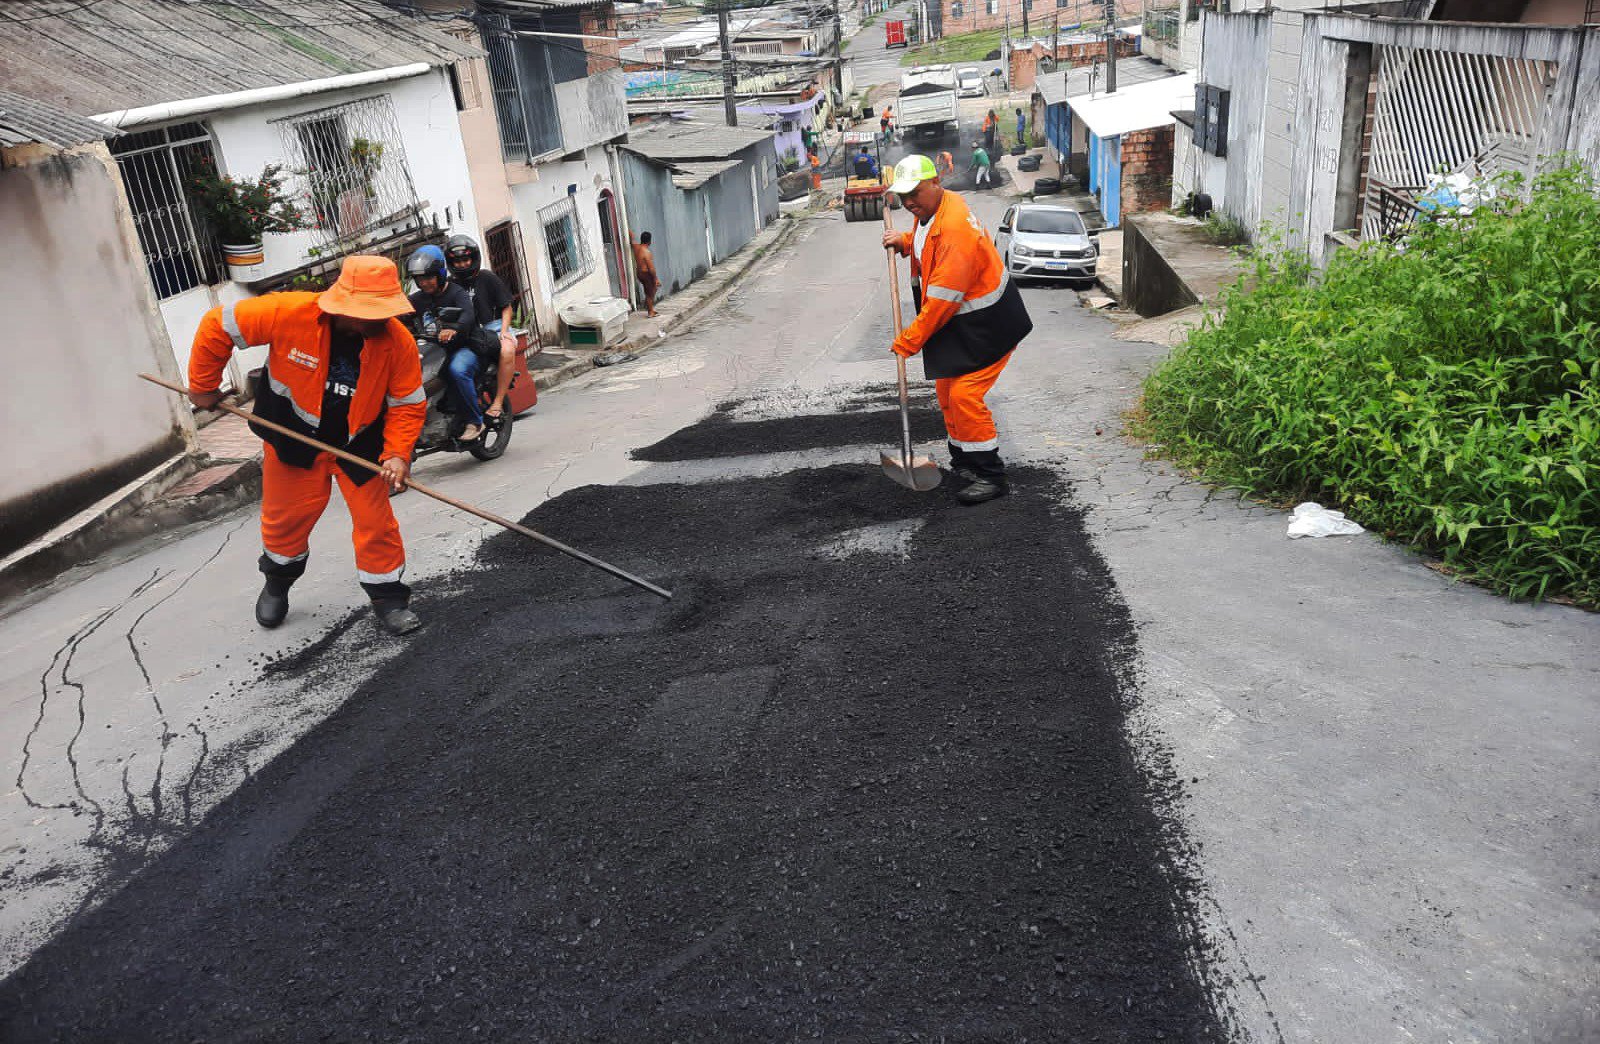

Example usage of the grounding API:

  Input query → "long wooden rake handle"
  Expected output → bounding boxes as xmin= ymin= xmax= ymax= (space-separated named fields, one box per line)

xmin=882 ymin=207 xmax=916 ymax=470
xmin=140 ymin=373 xmax=673 ymax=601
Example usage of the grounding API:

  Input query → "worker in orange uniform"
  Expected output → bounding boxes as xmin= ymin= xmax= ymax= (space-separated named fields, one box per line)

xmin=935 ymin=149 xmax=955 ymax=179
xmin=881 ymin=155 xmax=1032 ymax=504
xmin=187 ymin=255 xmax=428 ymax=634
xmin=809 ymin=149 xmax=823 ymax=190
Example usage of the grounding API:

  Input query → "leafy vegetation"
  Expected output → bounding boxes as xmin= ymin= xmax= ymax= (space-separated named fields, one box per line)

xmin=900 ymin=28 xmax=1002 ymax=67
xmin=1140 ymin=164 xmax=1600 ymax=605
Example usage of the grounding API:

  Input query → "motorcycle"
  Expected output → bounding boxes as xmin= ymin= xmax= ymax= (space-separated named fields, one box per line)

xmin=411 ymin=306 xmax=515 ymax=462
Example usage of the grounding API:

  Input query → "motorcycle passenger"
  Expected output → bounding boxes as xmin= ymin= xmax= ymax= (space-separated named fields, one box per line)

xmin=444 ymin=234 xmax=518 ymax=423
xmin=405 ymin=249 xmax=483 ymax=442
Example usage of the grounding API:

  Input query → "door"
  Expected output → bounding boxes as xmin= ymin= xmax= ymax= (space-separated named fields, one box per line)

xmin=597 ymin=190 xmax=627 ymax=301
xmin=995 ymin=205 xmax=1016 ymax=264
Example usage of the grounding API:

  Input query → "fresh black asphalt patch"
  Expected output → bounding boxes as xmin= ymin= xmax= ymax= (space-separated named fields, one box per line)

xmin=631 ymin=406 xmax=947 ymax=462
xmin=0 ymin=407 xmax=1225 ymax=1042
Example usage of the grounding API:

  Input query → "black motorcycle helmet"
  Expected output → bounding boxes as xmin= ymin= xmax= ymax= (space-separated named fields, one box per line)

xmin=444 ymin=234 xmax=481 ymax=278
xmin=406 ymin=248 xmax=447 ymax=285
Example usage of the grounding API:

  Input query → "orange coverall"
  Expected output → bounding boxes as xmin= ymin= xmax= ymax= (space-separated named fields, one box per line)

xmin=889 ymin=190 xmax=1031 ymax=478
xmin=189 ymin=294 xmax=426 ymax=599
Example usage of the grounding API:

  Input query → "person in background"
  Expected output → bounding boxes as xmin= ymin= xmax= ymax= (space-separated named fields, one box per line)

xmin=880 ymin=104 xmax=894 ymax=139
xmin=935 ymin=149 xmax=955 ymax=179
xmin=982 ymin=109 xmax=997 ymax=153
xmin=444 ymin=235 xmax=518 ymax=424
xmin=631 ymin=231 xmax=660 ymax=318
xmin=854 ymin=145 xmax=881 ymax=178
xmin=407 ymin=249 xmax=483 ymax=442
xmin=1015 ymin=107 xmax=1027 ymax=148
xmin=969 ymin=141 xmax=994 ymax=189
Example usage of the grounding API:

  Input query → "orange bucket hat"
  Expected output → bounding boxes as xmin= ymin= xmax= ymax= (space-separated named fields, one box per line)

xmin=317 ymin=255 xmax=414 ymax=320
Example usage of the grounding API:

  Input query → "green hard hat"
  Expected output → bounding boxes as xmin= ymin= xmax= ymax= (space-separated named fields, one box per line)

xmin=887 ymin=154 xmax=939 ymax=194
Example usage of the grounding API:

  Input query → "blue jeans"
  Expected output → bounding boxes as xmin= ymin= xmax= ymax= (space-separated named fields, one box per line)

xmin=445 ymin=347 xmax=484 ymax=428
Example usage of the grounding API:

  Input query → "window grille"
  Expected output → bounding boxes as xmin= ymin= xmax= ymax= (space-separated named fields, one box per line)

xmin=484 ymin=13 xmax=531 ymax=162
xmin=273 ymin=95 xmax=422 ymax=254
xmin=110 ymin=122 xmax=223 ymax=300
xmin=539 ymin=196 xmax=592 ymax=289
xmin=481 ymin=11 xmax=565 ymax=162
xmin=484 ymin=219 xmax=539 ymax=338
xmin=985 ymin=0 xmax=997 ymax=13
xmin=951 ymin=0 xmax=964 ymax=17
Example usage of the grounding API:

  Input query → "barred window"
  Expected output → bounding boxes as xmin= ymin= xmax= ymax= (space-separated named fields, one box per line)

xmin=539 ymin=196 xmax=592 ymax=289
xmin=951 ymin=1 xmax=963 ymax=17
xmin=274 ymin=95 xmax=421 ymax=253
xmin=110 ymin=122 xmax=222 ymax=300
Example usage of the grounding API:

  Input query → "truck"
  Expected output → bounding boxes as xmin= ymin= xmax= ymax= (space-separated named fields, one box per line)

xmin=896 ymin=65 xmax=958 ymax=142
xmin=884 ymin=19 xmax=907 ymax=47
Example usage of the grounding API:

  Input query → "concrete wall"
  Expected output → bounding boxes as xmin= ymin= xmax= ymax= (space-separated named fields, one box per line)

xmin=1120 ymin=213 xmax=1198 ymax=318
xmin=0 ymin=144 xmax=190 ymax=555
xmin=556 ymin=68 xmax=630 ymax=155
xmin=1193 ymin=11 xmax=1272 ymax=230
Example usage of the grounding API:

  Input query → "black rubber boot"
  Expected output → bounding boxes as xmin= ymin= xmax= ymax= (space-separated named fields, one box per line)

xmin=372 ymin=599 xmax=422 ymax=636
xmin=254 ymin=577 xmax=293 ymax=629
xmin=956 ymin=477 xmax=1009 ymax=505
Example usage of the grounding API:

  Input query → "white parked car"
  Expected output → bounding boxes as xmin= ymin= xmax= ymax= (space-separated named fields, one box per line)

xmin=994 ymin=204 xmax=1099 ymax=286
xmin=956 ymin=67 xmax=985 ymax=98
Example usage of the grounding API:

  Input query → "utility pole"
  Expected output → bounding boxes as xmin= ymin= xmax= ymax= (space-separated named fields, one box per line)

xmin=1022 ymin=0 xmax=1030 ymax=41
xmin=1103 ymin=0 xmax=1117 ymax=93
xmin=831 ymin=0 xmax=844 ymax=106
xmin=718 ymin=5 xmax=738 ymax=127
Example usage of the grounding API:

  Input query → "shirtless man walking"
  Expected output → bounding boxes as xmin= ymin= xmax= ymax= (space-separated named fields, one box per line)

xmin=631 ymin=231 xmax=660 ymax=317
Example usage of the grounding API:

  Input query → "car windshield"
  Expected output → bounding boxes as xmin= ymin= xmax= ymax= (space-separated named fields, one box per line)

xmin=959 ymin=72 xmax=980 ymax=83
xmin=1017 ymin=209 xmax=1085 ymax=235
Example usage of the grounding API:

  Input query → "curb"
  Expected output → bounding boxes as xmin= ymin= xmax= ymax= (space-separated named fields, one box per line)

xmin=0 ymin=218 xmax=807 ymax=606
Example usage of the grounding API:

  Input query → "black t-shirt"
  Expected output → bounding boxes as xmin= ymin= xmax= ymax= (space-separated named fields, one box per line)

xmin=455 ymin=269 xmax=513 ymax=329
xmin=319 ymin=330 xmax=363 ymax=446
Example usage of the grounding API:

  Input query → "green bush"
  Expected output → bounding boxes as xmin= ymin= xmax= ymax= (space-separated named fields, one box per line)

xmin=1141 ymin=164 xmax=1600 ymax=604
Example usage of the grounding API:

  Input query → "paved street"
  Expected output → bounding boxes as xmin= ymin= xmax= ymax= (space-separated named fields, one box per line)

xmin=2 ymin=26 xmax=1598 ymax=1044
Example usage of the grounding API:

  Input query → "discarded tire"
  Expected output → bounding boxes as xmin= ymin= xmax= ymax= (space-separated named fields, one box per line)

xmin=1017 ymin=155 xmax=1041 ymax=172
xmin=1032 ymin=177 xmax=1061 ymax=196
xmin=1010 ymin=144 xmax=1026 ymax=156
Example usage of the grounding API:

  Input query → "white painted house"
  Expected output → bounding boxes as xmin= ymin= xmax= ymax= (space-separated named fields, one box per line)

xmin=0 ymin=0 xmax=481 ymax=390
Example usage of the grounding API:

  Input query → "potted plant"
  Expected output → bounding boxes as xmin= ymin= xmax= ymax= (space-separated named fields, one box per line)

xmin=348 ymin=137 xmax=385 ymax=200
xmin=189 ymin=163 xmax=310 ymax=281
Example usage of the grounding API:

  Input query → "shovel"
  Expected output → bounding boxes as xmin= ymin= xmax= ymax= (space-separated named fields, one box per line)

xmin=879 ymin=207 xmax=942 ymax=492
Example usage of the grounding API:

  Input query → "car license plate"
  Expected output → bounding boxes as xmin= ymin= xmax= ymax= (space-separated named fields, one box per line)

xmin=1046 ymin=261 xmax=1071 ymax=269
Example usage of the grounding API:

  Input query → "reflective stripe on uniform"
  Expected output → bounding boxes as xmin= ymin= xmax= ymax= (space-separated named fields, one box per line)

xmin=958 ymin=270 xmax=1010 ymax=314
xmin=949 ymin=436 xmax=999 ymax=451
xmin=926 ymin=285 xmax=964 ymax=303
xmin=358 ymin=565 xmax=406 ymax=585
xmin=262 ymin=548 xmax=309 ymax=565
xmin=386 ymin=387 xmax=425 ymax=407
xmin=220 ymin=302 xmax=249 ymax=351
xmin=266 ymin=364 xmax=321 ymax=428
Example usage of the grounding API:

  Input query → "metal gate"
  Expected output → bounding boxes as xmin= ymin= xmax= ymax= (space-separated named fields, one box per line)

xmin=1362 ymin=43 xmax=1557 ymax=240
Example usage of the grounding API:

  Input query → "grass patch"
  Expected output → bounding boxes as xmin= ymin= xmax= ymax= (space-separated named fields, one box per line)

xmin=1140 ymin=164 xmax=1600 ymax=606
xmin=901 ymin=28 xmax=1003 ymax=67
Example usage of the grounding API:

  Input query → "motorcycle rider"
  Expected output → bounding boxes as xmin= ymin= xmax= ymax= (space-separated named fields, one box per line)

xmin=443 ymin=235 xmax=519 ymax=424
xmin=405 ymin=249 xmax=483 ymax=441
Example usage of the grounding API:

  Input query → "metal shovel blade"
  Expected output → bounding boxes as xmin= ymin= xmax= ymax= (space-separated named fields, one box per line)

xmin=880 ymin=449 xmax=943 ymax=491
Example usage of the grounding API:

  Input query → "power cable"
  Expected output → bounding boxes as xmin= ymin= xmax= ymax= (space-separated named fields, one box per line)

xmin=1 ymin=0 xmax=112 ymax=23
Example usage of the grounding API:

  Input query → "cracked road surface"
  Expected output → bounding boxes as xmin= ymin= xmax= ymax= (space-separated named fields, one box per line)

xmin=2 ymin=191 xmax=1598 ymax=1042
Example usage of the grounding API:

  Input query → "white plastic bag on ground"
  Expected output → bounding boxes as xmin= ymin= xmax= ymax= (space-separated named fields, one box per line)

xmin=1286 ymin=502 xmax=1365 ymax=539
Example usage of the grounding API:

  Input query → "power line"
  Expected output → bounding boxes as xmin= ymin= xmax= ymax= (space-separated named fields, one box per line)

xmin=2 ymin=0 xmax=112 ymax=24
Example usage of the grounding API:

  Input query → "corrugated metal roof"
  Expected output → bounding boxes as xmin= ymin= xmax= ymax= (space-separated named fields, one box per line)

xmin=0 ymin=0 xmax=478 ymax=120
xmin=1067 ymin=72 xmax=1194 ymax=138
xmin=670 ymin=158 xmax=741 ymax=189
xmin=0 ymin=88 xmax=116 ymax=148
xmin=623 ymin=118 xmax=773 ymax=161
xmin=1036 ymin=55 xmax=1176 ymax=107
